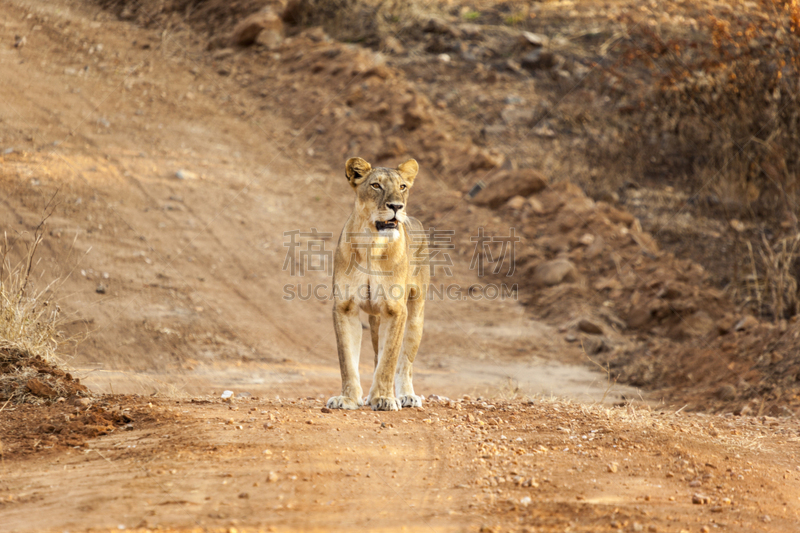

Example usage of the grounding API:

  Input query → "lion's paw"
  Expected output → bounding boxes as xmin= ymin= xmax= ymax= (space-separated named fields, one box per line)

xmin=398 ymin=394 xmax=423 ymax=408
xmin=326 ymin=395 xmax=362 ymax=410
xmin=369 ymin=396 xmax=400 ymax=411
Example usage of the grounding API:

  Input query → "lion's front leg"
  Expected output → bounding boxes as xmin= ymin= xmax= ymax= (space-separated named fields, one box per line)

xmin=327 ymin=299 xmax=363 ymax=410
xmin=367 ymin=302 xmax=407 ymax=411
xmin=395 ymin=296 xmax=425 ymax=408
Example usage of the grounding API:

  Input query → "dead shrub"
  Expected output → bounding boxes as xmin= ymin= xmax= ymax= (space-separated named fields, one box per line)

xmin=612 ymin=0 xmax=800 ymax=221
xmin=729 ymin=233 xmax=800 ymax=320
xmin=0 ymin=222 xmax=74 ymax=404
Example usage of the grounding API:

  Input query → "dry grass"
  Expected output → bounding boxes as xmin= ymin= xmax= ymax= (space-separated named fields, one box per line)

xmin=0 ymin=216 xmax=70 ymax=404
xmin=728 ymin=233 xmax=800 ymax=320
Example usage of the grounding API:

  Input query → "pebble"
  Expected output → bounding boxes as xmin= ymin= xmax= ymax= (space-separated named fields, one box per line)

xmin=267 ymin=471 xmax=280 ymax=482
xmin=175 ymin=169 xmax=198 ymax=180
xmin=607 ymin=463 xmax=618 ymax=473
xmin=578 ymin=318 xmax=603 ymax=335
xmin=221 ymin=390 xmax=234 ymax=399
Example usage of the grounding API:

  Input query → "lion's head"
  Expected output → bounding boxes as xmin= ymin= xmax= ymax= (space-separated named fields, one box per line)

xmin=345 ymin=157 xmax=419 ymax=236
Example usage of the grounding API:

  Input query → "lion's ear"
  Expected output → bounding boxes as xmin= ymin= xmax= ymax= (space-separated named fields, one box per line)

xmin=397 ymin=159 xmax=419 ymax=185
xmin=345 ymin=157 xmax=372 ymax=188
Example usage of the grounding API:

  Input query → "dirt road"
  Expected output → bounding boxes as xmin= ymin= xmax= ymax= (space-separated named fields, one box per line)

xmin=4 ymin=396 xmax=800 ymax=532
xmin=2 ymin=0 xmax=800 ymax=531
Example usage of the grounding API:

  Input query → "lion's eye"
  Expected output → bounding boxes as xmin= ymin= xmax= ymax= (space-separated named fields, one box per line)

xmin=371 ymin=183 xmax=381 ymax=190
xmin=400 ymin=184 xmax=407 ymax=190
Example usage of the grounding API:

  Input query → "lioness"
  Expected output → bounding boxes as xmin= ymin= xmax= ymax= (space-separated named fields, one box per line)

xmin=326 ymin=157 xmax=430 ymax=411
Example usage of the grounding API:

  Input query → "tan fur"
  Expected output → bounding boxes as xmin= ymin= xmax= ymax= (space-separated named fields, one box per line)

xmin=327 ymin=157 xmax=430 ymax=411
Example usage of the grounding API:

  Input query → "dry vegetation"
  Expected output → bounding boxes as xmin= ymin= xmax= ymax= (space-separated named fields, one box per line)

xmin=0 ymin=215 xmax=83 ymax=405
xmin=616 ymin=1 xmax=800 ymax=217
xmin=585 ymin=0 xmax=800 ymax=322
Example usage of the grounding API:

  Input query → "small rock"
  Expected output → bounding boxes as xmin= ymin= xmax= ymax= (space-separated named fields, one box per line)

xmin=692 ymin=493 xmax=709 ymax=505
xmin=382 ymin=35 xmax=405 ymax=54
xmin=603 ymin=205 xmax=635 ymax=226
xmin=519 ymin=31 xmax=548 ymax=47
xmin=27 ymin=378 xmax=57 ymax=399
xmin=320 ymin=407 xmax=332 ymax=414
xmin=581 ymin=335 xmax=607 ymax=355
xmin=96 ymin=284 xmax=106 ymax=294
xmin=596 ymin=190 xmax=620 ymax=203
xmin=238 ymin=492 xmax=249 ymax=499
xmin=472 ymin=169 xmax=548 ymax=209
xmin=729 ymin=219 xmax=745 ymax=232
xmin=607 ymin=462 xmax=618 ymax=473
xmin=577 ymin=318 xmax=603 ymax=335
xmin=175 ymin=169 xmax=198 ymax=180
xmin=500 ymin=107 xmax=535 ymax=126
xmin=231 ymin=11 xmax=282 ymax=47
xmin=715 ymin=315 xmax=737 ymax=335
xmin=519 ymin=496 xmax=532 ymax=506
xmin=221 ymin=390 xmax=234 ymax=399
xmin=527 ymin=196 xmax=544 ymax=213
xmin=267 ymin=471 xmax=280 ymax=482
xmin=72 ymin=397 xmax=91 ymax=407
xmin=505 ymin=195 xmax=526 ymax=210
xmin=531 ymin=259 xmax=578 ymax=287
xmin=423 ymin=17 xmax=462 ymax=38
xmin=520 ymin=49 xmax=557 ymax=71
xmin=716 ymin=384 xmax=737 ymax=401
xmin=212 ymin=48 xmax=235 ymax=60
xmin=584 ymin=235 xmax=605 ymax=260
xmin=734 ymin=315 xmax=758 ymax=331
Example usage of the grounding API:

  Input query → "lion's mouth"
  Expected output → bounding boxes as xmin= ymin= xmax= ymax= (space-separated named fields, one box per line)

xmin=375 ymin=219 xmax=398 ymax=231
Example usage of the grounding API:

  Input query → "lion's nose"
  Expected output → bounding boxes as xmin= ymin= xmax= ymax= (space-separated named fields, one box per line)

xmin=387 ymin=203 xmax=404 ymax=213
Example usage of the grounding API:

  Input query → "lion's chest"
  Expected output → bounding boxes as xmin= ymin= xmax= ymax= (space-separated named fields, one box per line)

xmin=335 ymin=235 xmax=408 ymax=314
